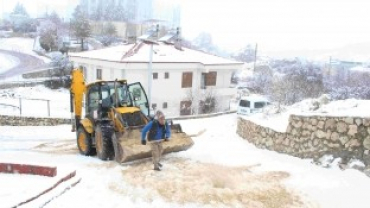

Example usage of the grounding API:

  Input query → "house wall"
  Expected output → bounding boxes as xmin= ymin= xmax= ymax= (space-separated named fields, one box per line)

xmin=70 ymin=57 xmax=242 ymax=116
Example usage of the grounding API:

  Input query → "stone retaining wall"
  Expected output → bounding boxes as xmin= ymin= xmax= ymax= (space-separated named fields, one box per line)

xmin=237 ymin=115 xmax=370 ymax=165
xmin=0 ymin=115 xmax=71 ymax=126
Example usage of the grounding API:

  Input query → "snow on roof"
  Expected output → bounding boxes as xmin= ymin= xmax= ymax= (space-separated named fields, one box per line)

xmin=69 ymin=43 xmax=243 ymax=66
xmin=350 ymin=66 xmax=370 ymax=72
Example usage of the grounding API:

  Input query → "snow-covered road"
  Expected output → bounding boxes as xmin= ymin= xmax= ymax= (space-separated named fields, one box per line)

xmin=1 ymin=114 xmax=370 ymax=208
xmin=0 ymin=52 xmax=19 ymax=74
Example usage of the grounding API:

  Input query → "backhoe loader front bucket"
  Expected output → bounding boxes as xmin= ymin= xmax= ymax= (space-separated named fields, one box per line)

xmin=112 ymin=125 xmax=194 ymax=163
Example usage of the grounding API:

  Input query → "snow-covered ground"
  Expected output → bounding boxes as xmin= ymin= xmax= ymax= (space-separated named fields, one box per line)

xmin=0 ymin=37 xmax=50 ymax=63
xmin=242 ymin=97 xmax=370 ymax=132
xmin=1 ymin=114 xmax=370 ymax=207
xmin=0 ymin=52 xmax=19 ymax=74
xmin=0 ymin=86 xmax=71 ymax=118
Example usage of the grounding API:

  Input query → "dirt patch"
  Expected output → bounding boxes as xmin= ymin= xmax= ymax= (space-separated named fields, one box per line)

xmin=117 ymin=157 xmax=308 ymax=208
xmin=33 ymin=140 xmax=78 ymax=154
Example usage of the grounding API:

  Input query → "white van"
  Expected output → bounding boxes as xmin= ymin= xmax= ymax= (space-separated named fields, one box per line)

xmin=237 ymin=96 xmax=270 ymax=115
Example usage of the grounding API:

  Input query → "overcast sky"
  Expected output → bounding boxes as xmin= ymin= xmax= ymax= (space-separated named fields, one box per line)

xmin=2 ymin=0 xmax=370 ymax=52
xmin=180 ymin=0 xmax=370 ymax=52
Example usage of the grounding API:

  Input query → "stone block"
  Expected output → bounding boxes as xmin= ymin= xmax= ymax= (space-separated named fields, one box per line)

xmin=348 ymin=125 xmax=358 ymax=136
xmin=337 ymin=121 xmax=347 ymax=133
xmin=330 ymin=132 xmax=339 ymax=141
xmin=311 ymin=119 xmax=318 ymax=126
xmin=363 ymin=119 xmax=370 ymax=127
xmin=326 ymin=130 xmax=332 ymax=140
xmin=325 ymin=119 xmax=336 ymax=130
xmin=339 ymin=136 xmax=349 ymax=145
xmin=317 ymin=121 xmax=325 ymax=129
xmin=355 ymin=118 xmax=363 ymax=126
xmin=363 ymin=137 xmax=370 ymax=150
xmin=345 ymin=118 xmax=354 ymax=125
xmin=316 ymin=130 xmax=326 ymax=139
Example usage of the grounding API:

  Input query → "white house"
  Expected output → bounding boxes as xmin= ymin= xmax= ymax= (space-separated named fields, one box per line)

xmin=69 ymin=42 xmax=243 ymax=117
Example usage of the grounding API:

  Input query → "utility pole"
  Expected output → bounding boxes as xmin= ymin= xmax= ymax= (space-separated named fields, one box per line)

xmin=147 ymin=24 xmax=159 ymax=107
xmin=253 ymin=43 xmax=258 ymax=71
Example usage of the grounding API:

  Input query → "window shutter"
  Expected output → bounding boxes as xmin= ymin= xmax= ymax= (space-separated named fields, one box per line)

xmin=182 ymin=72 xmax=193 ymax=88
xmin=205 ymin=71 xmax=217 ymax=86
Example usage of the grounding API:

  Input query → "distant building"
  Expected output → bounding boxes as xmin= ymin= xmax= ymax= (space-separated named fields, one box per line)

xmin=69 ymin=42 xmax=243 ymax=117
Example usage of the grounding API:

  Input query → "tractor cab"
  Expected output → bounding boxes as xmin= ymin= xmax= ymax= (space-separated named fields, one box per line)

xmin=85 ymin=81 xmax=150 ymax=124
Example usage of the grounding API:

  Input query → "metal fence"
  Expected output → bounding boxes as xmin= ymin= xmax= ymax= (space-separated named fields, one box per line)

xmin=0 ymin=98 xmax=51 ymax=117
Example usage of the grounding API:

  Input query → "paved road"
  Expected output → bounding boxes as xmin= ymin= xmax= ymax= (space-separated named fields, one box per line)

xmin=0 ymin=49 xmax=49 ymax=79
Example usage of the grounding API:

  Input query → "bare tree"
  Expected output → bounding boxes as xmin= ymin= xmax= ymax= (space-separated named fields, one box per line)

xmin=71 ymin=5 xmax=91 ymax=51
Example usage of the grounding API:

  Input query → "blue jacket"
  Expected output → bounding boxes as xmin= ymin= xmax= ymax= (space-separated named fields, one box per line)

xmin=141 ymin=120 xmax=171 ymax=141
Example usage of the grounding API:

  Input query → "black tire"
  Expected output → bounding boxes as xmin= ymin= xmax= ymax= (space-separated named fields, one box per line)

xmin=95 ymin=124 xmax=114 ymax=160
xmin=77 ymin=127 xmax=96 ymax=156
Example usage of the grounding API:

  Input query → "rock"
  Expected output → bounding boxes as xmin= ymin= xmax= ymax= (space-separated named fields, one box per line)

xmin=266 ymin=139 xmax=274 ymax=147
xmin=310 ymin=100 xmax=320 ymax=111
xmin=348 ymin=125 xmax=358 ymax=136
xmin=276 ymin=137 xmax=283 ymax=144
xmin=331 ymin=132 xmax=339 ymax=141
xmin=363 ymin=137 xmax=370 ymax=150
xmin=347 ymin=139 xmax=361 ymax=148
xmin=364 ymin=168 xmax=370 ymax=177
xmin=363 ymin=119 xmax=370 ymax=127
xmin=286 ymin=125 xmax=292 ymax=133
xmin=339 ymin=136 xmax=349 ymax=145
xmin=293 ymin=121 xmax=303 ymax=128
xmin=283 ymin=138 xmax=290 ymax=146
xmin=307 ymin=124 xmax=313 ymax=131
xmin=337 ymin=121 xmax=347 ymax=133
xmin=326 ymin=130 xmax=332 ymax=140
xmin=316 ymin=130 xmax=326 ymax=139
xmin=345 ymin=118 xmax=354 ymax=125
xmin=313 ymin=139 xmax=319 ymax=146
xmin=325 ymin=119 xmax=336 ymax=130
xmin=302 ymin=131 xmax=311 ymax=137
xmin=317 ymin=121 xmax=325 ymax=129
xmin=355 ymin=118 xmax=363 ymax=126
xmin=311 ymin=119 xmax=318 ymax=126
xmin=318 ymin=94 xmax=331 ymax=105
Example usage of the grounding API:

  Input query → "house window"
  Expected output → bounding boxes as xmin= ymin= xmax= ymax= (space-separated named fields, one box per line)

xmin=165 ymin=72 xmax=169 ymax=79
xmin=182 ymin=72 xmax=193 ymax=88
xmin=97 ymin=68 xmax=102 ymax=80
xmin=201 ymin=71 xmax=217 ymax=88
xmin=152 ymin=103 xmax=157 ymax=110
xmin=163 ymin=102 xmax=168 ymax=109
xmin=153 ymin=72 xmax=158 ymax=79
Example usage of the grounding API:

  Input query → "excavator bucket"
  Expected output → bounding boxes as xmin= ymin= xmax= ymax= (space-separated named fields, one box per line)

xmin=112 ymin=125 xmax=194 ymax=163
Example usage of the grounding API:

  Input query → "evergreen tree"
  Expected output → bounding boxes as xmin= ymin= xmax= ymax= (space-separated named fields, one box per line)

xmin=11 ymin=2 xmax=29 ymax=17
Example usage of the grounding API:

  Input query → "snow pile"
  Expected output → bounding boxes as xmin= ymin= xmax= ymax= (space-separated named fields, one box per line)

xmin=0 ymin=86 xmax=71 ymax=118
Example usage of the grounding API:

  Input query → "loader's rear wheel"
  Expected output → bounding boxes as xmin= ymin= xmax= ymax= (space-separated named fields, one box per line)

xmin=95 ymin=124 xmax=114 ymax=160
xmin=77 ymin=127 xmax=96 ymax=156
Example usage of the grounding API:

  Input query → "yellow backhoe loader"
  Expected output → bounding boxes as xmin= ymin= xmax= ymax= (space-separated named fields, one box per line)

xmin=70 ymin=67 xmax=193 ymax=163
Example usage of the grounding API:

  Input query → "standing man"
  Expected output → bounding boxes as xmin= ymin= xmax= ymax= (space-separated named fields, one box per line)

xmin=141 ymin=110 xmax=171 ymax=171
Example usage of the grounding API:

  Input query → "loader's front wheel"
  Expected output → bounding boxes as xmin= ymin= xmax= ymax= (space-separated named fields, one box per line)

xmin=77 ymin=127 xmax=96 ymax=156
xmin=95 ymin=124 xmax=114 ymax=160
